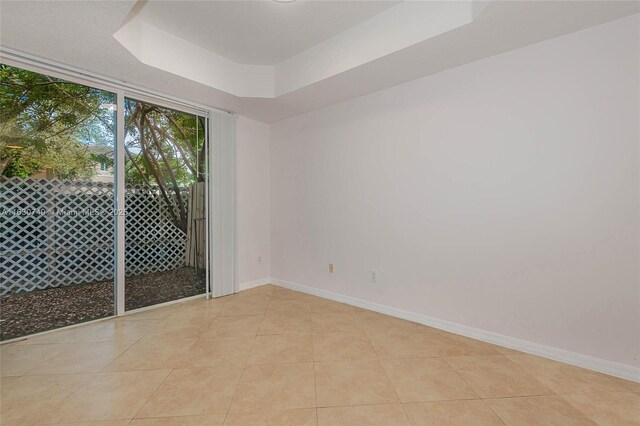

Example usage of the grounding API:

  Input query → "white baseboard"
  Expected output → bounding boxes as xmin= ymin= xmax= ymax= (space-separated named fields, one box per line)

xmin=270 ymin=277 xmax=640 ymax=383
xmin=237 ymin=277 xmax=273 ymax=292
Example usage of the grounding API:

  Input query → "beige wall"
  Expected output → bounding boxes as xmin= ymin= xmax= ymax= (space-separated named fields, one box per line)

xmin=269 ymin=15 xmax=640 ymax=369
xmin=237 ymin=116 xmax=271 ymax=286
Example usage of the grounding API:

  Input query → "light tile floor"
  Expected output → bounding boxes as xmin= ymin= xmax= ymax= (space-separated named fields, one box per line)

xmin=1 ymin=284 xmax=639 ymax=425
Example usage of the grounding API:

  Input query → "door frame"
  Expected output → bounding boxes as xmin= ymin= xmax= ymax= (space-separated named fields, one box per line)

xmin=1 ymin=50 xmax=219 ymax=317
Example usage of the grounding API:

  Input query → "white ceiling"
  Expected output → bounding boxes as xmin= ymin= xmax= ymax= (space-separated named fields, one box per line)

xmin=1 ymin=1 xmax=638 ymax=123
xmin=114 ymin=1 xmax=484 ymax=98
xmin=139 ymin=1 xmax=398 ymax=65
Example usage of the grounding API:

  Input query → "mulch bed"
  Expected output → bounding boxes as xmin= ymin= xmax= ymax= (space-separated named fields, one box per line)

xmin=0 ymin=267 xmax=206 ymax=341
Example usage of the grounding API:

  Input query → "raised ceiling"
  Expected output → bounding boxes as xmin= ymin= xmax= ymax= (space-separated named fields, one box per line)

xmin=138 ymin=1 xmax=399 ymax=65
xmin=1 ymin=1 xmax=638 ymax=123
xmin=114 ymin=1 xmax=487 ymax=98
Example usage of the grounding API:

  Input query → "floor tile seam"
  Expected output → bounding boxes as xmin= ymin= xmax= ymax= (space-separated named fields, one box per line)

xmin=130 ymin=368 xmax=175 ymax=421
xmin=244 ymin=304 xmax=270 ymax=361
xmin=440 ymin=353 xmax=512 ymax=424
xmin=225 ymin=346 xmax=254 ymax=418
xmin=310 ymin=332 xmax=320 ymax=410
xmin=316 ymin=401 xmax=427 ymax=410
xmin=3 ymin=342 xmax=89 ymax=377
xmin=476 ymin=390 xmax=559 ymax=400
xmin=477 ymin=399 xmax=508 ymax=426
xmin=484 ymin=394 xmax=606 ymax=426
xmin=377 ymin=351 xmax=412 ymax=423
xmin=36 ymin=370 xmax=103 ymax=424
xmin=553 ymin=392 xmax=632 ymax=425
xmin=553 ymin=388 xmax=639 ymax=396
xmin=97 ymin=337 xmax=151 ymax=373
xmin=441 ymin=356 xmax=482 ymax=401
xmin=442 ymin=355 xmax=558 ymax=397
xmin=16 ymin=369 xmax=112 ymax=379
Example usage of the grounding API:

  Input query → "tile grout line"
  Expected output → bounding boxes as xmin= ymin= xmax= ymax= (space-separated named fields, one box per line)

xmin=311 ymin=334 xmax=319 ymax=422
xmin=363 ymin=328 xmax=403 ymax=418
xmin=222 ymin=361 xmax=250 ymax=425
xmin=554 ymin=393 xmax=612 ymax=425
xmin=21 ymin=371 xmax=94 ymax=424
xmin=378 ymin=359 xmax=412 ymax=424
xmin=97 ymin=336 xmax=147 ymax=373
xmin=223 ymin=292 xmax=271 ymax=422
xmin=442 ymin=355 xmax=543 ymax=426
xmin=130 ymin=367 xmax=175 ymax=421
xmin=5 ymin=285 xmax=639 ymax=424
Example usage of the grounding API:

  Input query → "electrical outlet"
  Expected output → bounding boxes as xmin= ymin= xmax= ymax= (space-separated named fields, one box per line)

xmin=328 ymin=263 xmax=334 ymax=273
xmin=370 ymin=270 xmax=377 ymax=283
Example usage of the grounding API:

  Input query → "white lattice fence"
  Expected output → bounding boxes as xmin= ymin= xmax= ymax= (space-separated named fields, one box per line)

xmin=0 ymin=177 xmax=187 ymax=295
xmin=124 ymin=186 xmax=187 ymax=277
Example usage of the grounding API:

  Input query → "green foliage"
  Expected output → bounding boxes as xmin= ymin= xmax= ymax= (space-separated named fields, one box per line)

xmin=124 ymin=99 xmax=206 ymax=185
xmin=0 ymin=64 xmax=207 ymax=232
xmin=90 ymin=153 xmax=112 ymax=170
xmin=0 ymin=64 xmax=116 ymax=179
xmin=0 ymin=151 xmax=40 ymax=178
xmin=124 ymin=99 xmax=207 ymax=231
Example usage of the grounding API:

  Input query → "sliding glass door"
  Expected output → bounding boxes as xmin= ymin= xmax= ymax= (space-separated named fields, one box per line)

xmin=123 ymin=97 xmax=208 ymax=310
xmin=0 ymin=64 xmax=117 ymax=339
xmin=0 ymin=63 xmax=210 ymax=340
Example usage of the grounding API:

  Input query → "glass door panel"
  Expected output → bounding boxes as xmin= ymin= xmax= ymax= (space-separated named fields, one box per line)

xmin=0 ymin=64 xmax=117 ymax=340
xmin=123 ymin=97 xmax=207 ymax=310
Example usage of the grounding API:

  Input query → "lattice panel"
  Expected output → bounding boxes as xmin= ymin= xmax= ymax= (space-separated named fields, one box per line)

xmin=124 ymin=187 xmax=187 ymax=277
xmin=0 ymin=177 xmax=187 ymax=295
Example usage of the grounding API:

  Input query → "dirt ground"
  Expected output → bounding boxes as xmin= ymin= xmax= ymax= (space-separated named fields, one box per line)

xmin=0 ymin=267 xmax=206 ymax=341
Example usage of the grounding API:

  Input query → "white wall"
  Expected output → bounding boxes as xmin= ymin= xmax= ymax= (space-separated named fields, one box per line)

xmin=270 ymin=15 xmax=640 ymax=369
xmin=237 ymin=117 xmax=271 ymax=286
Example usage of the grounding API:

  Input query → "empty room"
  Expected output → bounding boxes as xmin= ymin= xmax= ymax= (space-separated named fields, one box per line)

xmin=0 ymin=0 xmax=639 ymax=425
